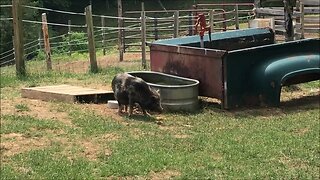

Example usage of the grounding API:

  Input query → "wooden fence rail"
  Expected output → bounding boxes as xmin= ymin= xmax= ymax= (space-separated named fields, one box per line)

xmin=255 ymin=0 xmax=320 ymax=40
xmin=4 ymin=1 xmax=318 ymax=75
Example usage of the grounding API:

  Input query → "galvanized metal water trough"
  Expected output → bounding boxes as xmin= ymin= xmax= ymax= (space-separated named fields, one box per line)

xmin=128 ymin=71 xmax=199 ymax=112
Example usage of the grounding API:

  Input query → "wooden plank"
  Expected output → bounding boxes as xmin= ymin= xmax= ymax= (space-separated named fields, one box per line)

xmin=21 ymin=88 xmax=76 ymax=103
xmin=305 ymin=17 xmax=320 ymax=23
xmin=256 ymin=8 xmax=283 ymax=16
xmin=21 ymin=85 xmax=114 ymax=103
xmin=255 ymin=7 xmax=317 ymax=17
xmin=301 ymin=0 xmax=320 ymax=6
xmin=304 ymin=7 xmax=320 ymax=14
xmin=304 ymin=28 xmax=320 ymax=33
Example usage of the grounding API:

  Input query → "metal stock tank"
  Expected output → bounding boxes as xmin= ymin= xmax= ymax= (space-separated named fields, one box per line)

xmin=128 ymin=71 xmax=199 ymax=112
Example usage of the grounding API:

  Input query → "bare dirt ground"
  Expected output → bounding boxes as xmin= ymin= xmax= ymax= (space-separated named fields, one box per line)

xmin=54 ymin=53 xmax=146 ymax=74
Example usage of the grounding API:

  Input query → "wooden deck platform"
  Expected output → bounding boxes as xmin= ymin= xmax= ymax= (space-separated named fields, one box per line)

xmin=21 ymin=85 xmax=114 ymax=103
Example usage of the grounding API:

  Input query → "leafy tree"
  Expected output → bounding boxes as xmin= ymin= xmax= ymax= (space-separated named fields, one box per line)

xmin=0 ymin=0 xmax=70 ymax=59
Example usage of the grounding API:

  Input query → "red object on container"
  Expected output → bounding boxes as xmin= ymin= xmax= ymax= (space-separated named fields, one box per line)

xmin=195 ymin=13 xmax=211 ymax=37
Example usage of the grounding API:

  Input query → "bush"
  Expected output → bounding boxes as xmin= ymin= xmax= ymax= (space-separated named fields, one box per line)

xmin=51 ymin=32 xmax=88 ymax=54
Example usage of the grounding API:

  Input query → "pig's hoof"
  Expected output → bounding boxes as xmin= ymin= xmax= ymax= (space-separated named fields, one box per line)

xmin=155 ymin=120 xmax=163 ymax=125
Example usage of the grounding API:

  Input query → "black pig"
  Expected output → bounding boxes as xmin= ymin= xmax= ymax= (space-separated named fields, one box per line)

xmin=111 ymin=73 xmax=163 ymax=116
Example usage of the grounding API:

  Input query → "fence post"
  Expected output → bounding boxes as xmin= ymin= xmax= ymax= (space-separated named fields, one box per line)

xmin=173 ymin=11 xmax=179 ymax=38
xmin=117 ymin=0 xmax=124 ymax=61
xmin=41 ymin=13 xmax=52 ymax=71
xmin=122 ymin=18 xmax=126 ymax=53
xmin=222 ymin=7 xmax=227 ymax=31
xmin=12 ymin=0 xmax=25 ymax=76
xmin=299 ymin=2 xmax=304 ymax=39
xmin=101 ymin=17 xmax=106 ymax=55
xmin=68 ymin=20 xmax=72 ymax=56
xmin=188 ymin=11 xmax=193 ymax=35
xmin=235 ymin=5 xmax=239 ymax=29
xmin=85 ymin=5 xmax=98 ymax=73
xmin=209 ymin=9 xmax=214 ymax=33
xmin=254 ymin=0 xmax=261 ymax=18
xmin=141 ymin=2 xmax=146 ymax=69
xmin=284 ymin=0 xmax=294 ymax=41
xmin=192 ymin=5 xmax=198 ymax=35
xmin=154 ymin=17 xmax=158 ymax=40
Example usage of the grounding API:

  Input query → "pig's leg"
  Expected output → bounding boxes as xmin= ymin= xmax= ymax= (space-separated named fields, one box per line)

xmin=118 ymin=103 xmax=123 ymax=114
xmin=128 ymin=97 xmax=133 ymax=117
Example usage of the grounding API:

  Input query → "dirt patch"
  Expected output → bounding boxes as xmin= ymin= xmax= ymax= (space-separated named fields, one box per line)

xmin=99 ymin=133 xmax=121 ymax=141
xmin=1 ymin=98 xmax=72 ymax=126
xmin=109 ymin=170 xmax=181 ymax=180
xmin=148 ymin=170 xmax=181 ymax=180
xmin=173 ymin=134 xmax=190 ymax=139
xmin=278 ymin=156 xmax=308 ymax=170
xmin=79 ymin=139 xmax=112 ymax=160
xmin=128 ymin=128 xmax=144 ymax=139
xmin=281 ymin=87 xmax=319 ymax=102
xmin=0 ymin=133 xmax=50 ymax=158
xmin=51 ymin=134 xmax=117 ymax=161
xmin=54 ymin=53 xmax=148 ymax=74
xmin=0 ymin=130 xmax=117 ymax=162
xmin=212 ymin=152 xmax=224 ymax=161
xmin=292 ymin=127 xmax=309 ymax=136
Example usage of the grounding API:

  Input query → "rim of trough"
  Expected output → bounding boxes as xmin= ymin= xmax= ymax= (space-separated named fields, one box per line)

xmin=127 ymin=71 xmax=200 ymax=89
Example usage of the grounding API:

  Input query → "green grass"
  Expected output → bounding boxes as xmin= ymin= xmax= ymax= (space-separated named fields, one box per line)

xmin=0 ymin=55 xmax=319 ymax=179
xmin=14 ymin=104 xmax=30 ymax=112
xmin=0 ymin=115 xmax=65 ymax=136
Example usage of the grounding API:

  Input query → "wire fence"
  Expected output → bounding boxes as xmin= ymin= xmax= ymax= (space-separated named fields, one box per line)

xmin=1 ymin=2 xmax=258 ymax=74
